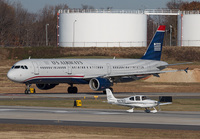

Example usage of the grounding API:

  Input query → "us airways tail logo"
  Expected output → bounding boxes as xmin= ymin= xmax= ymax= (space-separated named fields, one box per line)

xmin=154 ymin=43 xmax=161 ymax=51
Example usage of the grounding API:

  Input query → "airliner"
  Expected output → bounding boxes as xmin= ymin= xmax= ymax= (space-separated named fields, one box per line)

xmin=7 ymin=25 xmax=188 ymax=94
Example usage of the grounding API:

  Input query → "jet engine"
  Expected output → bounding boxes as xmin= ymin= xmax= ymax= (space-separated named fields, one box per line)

xmin=36 ymin=84 xmax=58 ymax=90
xmin=89 ymin=77 xmax=112 ymax=91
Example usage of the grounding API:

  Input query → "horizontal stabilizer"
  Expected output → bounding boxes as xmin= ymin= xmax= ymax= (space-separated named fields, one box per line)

xmin=159 ymin=96 xmax=172 ymax=102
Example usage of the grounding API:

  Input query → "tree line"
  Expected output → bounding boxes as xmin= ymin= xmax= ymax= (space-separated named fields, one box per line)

xmin=1 ymin=0 xmax=200 ymax=47
xmin=0 ymin=0 xmax=68 ymax=47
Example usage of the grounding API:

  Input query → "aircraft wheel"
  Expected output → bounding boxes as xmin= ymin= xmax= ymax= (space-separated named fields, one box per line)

xmin=145 ymin=109 xmax=151 ymax=113
xmin=68 ymin=87 xmax=78 ymax=93
xmin=73 ymin=87 xmax=78 ymax=93
xmin=68 ymin=87 xmax=73 ymax=93
xmin=24 ymin=89 xmax=30 ymax=94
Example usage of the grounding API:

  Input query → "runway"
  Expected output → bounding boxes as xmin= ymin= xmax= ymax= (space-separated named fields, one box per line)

xmin=0 ymin=106 xmax=199 ymax=130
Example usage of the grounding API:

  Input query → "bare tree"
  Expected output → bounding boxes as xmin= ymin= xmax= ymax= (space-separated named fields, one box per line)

xmin=0 ymin=0 xmax=15 ymax=46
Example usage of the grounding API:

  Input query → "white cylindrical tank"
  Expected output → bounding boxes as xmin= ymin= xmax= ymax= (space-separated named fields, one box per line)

xmin=58 ymin=10 xmax=147 ymax=47
xmin=178 ymin=12 xmax=200 ymax=46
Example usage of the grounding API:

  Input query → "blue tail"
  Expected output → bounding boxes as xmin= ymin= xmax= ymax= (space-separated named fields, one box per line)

xmin=141 ymin=25 xmax=166 ymax=61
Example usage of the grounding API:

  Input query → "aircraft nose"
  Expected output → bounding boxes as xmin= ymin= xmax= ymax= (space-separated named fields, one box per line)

xmin=7 ymin=70 xmax=17 ymax=82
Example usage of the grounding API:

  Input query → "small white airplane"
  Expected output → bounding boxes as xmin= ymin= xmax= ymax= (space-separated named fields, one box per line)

xmin=106 ymin=89 xmax=172 ymax=113
xmin=7 ymin=25 xmax=189 ymax=94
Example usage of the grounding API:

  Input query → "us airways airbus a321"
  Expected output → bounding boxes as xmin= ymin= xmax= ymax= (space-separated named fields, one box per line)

xmin=7 ymin=25 xmax=188 ymax=94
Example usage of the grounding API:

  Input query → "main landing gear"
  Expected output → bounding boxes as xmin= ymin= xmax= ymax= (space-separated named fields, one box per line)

xmin=68 ymin=84 xmax=78 ymax=93
xmin=24 ymin=84 xmax=35 ymax=94
xmin=144 ymin=107 xmax=157 ymax=113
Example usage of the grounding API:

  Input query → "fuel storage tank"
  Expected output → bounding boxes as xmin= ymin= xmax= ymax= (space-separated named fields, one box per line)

xmin=178 ymin=11 xmax=200 ymax=46
xmin=58 ymin=10 xmax=147 ymax=47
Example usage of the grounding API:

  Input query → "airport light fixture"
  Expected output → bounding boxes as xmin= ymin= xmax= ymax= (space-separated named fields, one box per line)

xmin=46 ymin=24 xmax=49 ymax=46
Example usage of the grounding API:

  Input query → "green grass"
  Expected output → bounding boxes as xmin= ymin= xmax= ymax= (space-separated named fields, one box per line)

xmin=0 ymin=98 xmax=200 ymax=111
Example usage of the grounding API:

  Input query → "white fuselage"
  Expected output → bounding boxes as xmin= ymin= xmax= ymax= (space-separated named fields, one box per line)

xmin=108 ymin=95 xmax=158 ymax=108
xmin=7 ymin=58 xmax=168 ymax=85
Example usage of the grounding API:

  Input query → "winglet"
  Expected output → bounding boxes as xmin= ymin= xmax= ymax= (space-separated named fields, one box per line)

xmin=141 ymin=25 xmax=166 ymax=61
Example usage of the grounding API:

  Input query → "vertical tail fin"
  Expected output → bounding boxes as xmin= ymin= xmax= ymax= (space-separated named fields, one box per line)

xmin=106 ymin=89 xmax=117 ymax=103
xmin=141 ymin=25 xmax=166 ymax=61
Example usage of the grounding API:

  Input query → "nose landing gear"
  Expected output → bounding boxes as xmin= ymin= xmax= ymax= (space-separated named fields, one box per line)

xmin=25 ymin=84 xmax=35 ymax=94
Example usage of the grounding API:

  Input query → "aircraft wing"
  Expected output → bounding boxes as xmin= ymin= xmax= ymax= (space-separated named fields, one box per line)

xmin=103 ymin=68 xmax=188 ymax=78
xmin=83 ymin=68 xmax=188 ymax=80
xmin=159 ymin=102 xmax=172 ymax=105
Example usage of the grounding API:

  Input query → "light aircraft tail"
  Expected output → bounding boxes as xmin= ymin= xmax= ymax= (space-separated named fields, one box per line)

xmin=106 ymin=89 xmax=117 ymax=103
xmin=141 ymin=25 xmax=166 ymax=61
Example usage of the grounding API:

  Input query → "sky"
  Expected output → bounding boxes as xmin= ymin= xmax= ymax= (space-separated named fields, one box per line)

xmin=12 ymin=0 xmax=195 ymax=13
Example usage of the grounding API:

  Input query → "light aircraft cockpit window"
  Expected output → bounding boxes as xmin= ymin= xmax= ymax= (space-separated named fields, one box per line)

xmin=129 ymin=97 xmax=134 ymax=101
xmin=24 ymin=66 xmax=28 ymax=69
xmin=21 ymin=66 xmax=24 ymax=69
xmin=136 ymin=96 xmax=140 ymax=101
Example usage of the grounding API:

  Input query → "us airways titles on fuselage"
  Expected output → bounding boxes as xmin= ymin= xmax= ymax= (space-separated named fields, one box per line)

xmin=51 ymin=60 xmax=83 ymax=65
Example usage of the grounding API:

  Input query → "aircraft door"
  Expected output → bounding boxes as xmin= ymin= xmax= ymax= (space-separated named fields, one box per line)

xmin=107 ymin=63 xmax=111 ymax=75
xmin=32 ymin=61 xmax=39 ymax=75
xmin=67 ymin=64 xmax=72 ymax=74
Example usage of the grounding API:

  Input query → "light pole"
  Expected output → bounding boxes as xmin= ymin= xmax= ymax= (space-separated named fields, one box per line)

xmin=46 ymin=24 xmax=49 ymax=46
xmin=170 ymin=25 xmax=172 ymax=46
xmin=73 ymin=20 xmax=77 ymax=47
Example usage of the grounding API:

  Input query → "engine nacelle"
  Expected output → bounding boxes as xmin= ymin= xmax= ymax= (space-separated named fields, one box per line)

xmin=89 ymin=77 xmax=112 ymax=91
xmin=36 ymin=84 xmax=58 ymax=90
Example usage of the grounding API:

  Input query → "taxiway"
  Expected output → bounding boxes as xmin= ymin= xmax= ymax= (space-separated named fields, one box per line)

xmin=0 ymin=93 xmax=199 ymax=130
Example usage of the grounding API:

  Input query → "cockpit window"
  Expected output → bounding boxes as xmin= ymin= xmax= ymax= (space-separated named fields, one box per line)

xmin=129 ymin=97 xmax=134 ymax=101
xmin=14 ymin=66 xmax=20 ymax=69
xmin=136 ymin=96 xmax=140 ymax=101
xmin=12 ymin=65 xmax=28 ymax=69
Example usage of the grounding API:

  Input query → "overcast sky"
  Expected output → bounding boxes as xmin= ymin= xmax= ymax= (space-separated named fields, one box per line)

xmin=12 ymin=0 xmax=195 ymax=13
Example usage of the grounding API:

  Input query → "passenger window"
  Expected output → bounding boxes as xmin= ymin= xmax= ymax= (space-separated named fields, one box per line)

xmin=24 ymin=66 xmax=28 ymax=69
xmin=21 ymin=66 xmax=24 ymax=69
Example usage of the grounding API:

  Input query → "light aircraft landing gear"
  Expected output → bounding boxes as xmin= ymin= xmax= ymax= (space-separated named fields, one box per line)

xmin=144 ymin=107 xmax=157 ymax=113
xmin=24 ymin=84 xmax=35 ymax=94
xmin=68 ymin=84 xmax=78 ymax=93
xmin=144 ymin=108 xmax=151 ymax=113
xmin=127 ymin=108 xmax=134 ymax=113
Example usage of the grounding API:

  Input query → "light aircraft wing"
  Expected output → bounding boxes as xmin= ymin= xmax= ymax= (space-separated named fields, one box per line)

xmin=159 ymin=102 xmax=172 ymax=106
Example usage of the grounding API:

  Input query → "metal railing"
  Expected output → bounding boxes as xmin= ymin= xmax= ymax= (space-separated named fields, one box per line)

xmin=58 ymin=9 xmax=144 ymax=14
xmin=58 ymin=41 xmax=147 ymax=47
xmin=178 ymin=40 xmax=200 ymax=46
